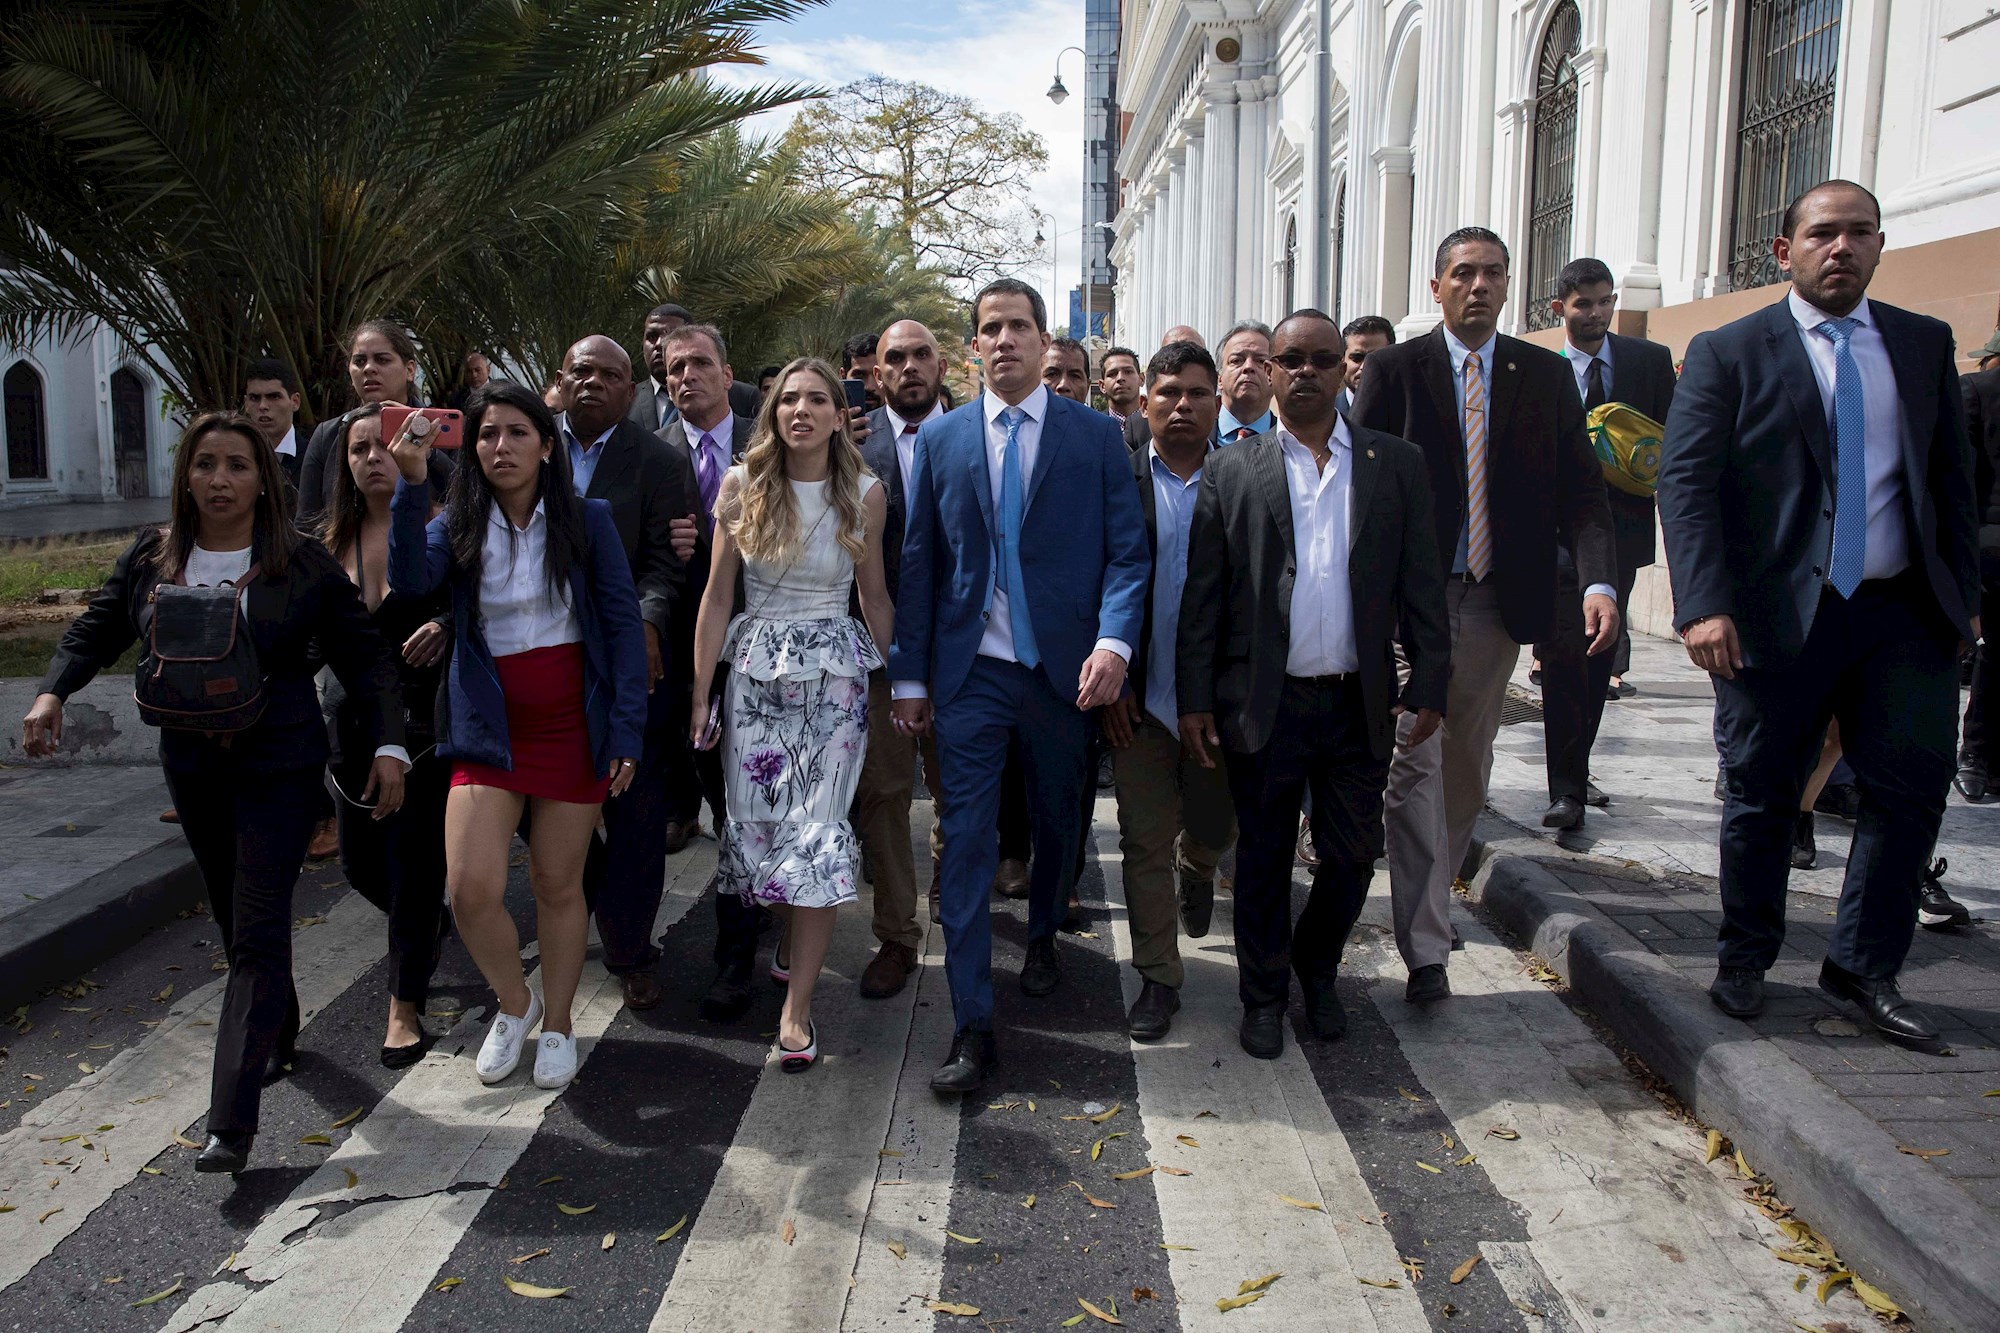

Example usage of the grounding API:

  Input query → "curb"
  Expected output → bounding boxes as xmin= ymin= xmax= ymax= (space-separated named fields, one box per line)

xmin=1472 ymin=851 xmax=2000 ymax=1333
xmin=0 ymin=833 xmax=203 ymax=1014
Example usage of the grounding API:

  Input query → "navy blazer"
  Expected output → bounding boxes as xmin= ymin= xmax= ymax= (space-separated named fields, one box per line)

xmin=888 ymin=391 xmax=1150 ymax=707
xmin=387 ymin=480 xmax=649 ymax=776
xmin=1657 ymin=296 xmax=1979 ymax=667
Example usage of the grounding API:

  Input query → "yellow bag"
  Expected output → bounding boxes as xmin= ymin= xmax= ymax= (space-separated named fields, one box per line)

xmin=1587 ymin=401 xmax=1663 ymax=498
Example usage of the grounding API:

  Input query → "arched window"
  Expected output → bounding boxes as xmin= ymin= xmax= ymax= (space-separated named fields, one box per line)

xmin=1728 ymin=0 xmax=1843 ymax=291
xmin=111 ymin=367 xmax=149 ymax=498
xmin=1282 ymin=215 xmax=1298 ymax=313
xmin=1524 ymin=1 xmax=1581 ymax=332
xmin=1330 ymin=177 xmax=1347 ymax=324
xmin=4 ymin=362 xmax=48 ymax=481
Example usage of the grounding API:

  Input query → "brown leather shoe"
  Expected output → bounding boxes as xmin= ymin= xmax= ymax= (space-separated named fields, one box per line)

xmin=159 ymin=808 xmax=180 ymax=824
xmin=307 ymin=816 xmax=339 ymax=861
xmin=859 ymin=941 xmax=918 ymax=999
xmin=620 ymin=971 xmax=663 ymax=1011
xmin=663 ymin=819 xmax=693 ymax=854
xmin=992 ymin=857 xmax=1030 ymax=899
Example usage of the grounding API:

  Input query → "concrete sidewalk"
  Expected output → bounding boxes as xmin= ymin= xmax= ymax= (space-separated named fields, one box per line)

xmin=0 ymin=497 xmax=168 ymax=545
xmin=1468 ymin=632 xmax=2000 ymax=1333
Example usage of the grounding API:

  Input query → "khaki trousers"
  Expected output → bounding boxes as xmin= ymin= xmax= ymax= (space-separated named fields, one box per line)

xmin=1383 ymin=578 xmax=1519 ymax=970
xmin=1111 ymin=714 xmax=1237 ymax=988
xmin=854 ymin=674 xmax=939 ymax=951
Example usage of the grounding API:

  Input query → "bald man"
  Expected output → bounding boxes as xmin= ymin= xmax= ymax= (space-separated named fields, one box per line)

xmin=1162 ymin=325 xmax=1206 ymax=349
xmin=556 ymin=334 xmax=704 ymax=1013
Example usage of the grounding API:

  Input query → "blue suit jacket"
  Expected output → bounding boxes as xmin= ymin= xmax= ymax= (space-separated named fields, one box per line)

xmin=388 ymin=480 xmax=649 ymax=776
xmin=1657 ymin=296 xmax=1979 ymax=667
xmin=888 ymin=392 xmax=1149 ymax=706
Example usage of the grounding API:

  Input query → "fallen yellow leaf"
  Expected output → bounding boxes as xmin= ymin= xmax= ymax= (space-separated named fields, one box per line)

xmin=780 ymin=1218 xmax=796 ymax=1245
xmin=128 ymin=1279 xmax=184 ymax=1308
xmin=1159 ymin=1244 xmax=1196 ymax=1251
xmin=1454 ymin=1153 xmax=1477 ymax=1167
xmin=1089 ymin=1102 xmax=1123 ymax=1124
xmin=887 ymin=1241 xmax=906 ymax=1260
xmin=1077 ymin=1295 xmax=1123 ymax=1324
xmin=1062 ymin=1316 xmax=1087 ymax=1329
xmin=433 ymin=1277 xmax=462 ymax=1292
xmin=1485 ymin=1127 xmax=1520 ymax=1141
xmin=537 ymin=1176 xmax=564 ymax=1187
xmin=1397 ymin=1087 xmax=1423 ymax=1102
xmin=173 ymin=1133 xmax=202 ymax=1149
xmin=297 ymin=1134 xmax=332 ymax=1147
xmin=341 ymin=1168 xmax=358 ymax=1190
xmin=1237 ymin=1272 xmax=1283 ymax=1296
xmin=1357 ymin=1276 xmax=1402 ymax=1289
xmin=1216 ymin=1291 xmax=1266 ymax=1312
xmin=330 ymin=1107 xmax=365 ymax=1129
xmin=154 ymin=986 xmax=173 ymax=1004
xmin=1734 ymin=1148 xmax=1754 ymax=1179
xmin=1897 ymin=1145 xmax=1950 ymax=1160
xmin=945 ymin=1231 xmax=982 ymax=1244
xmin=655 ymin=1215 xmax=688 ymax=1243
xmin=509 ymin=1248 xmax=551 ymax=1265
xmin=601 ymin=1232 xmax=616 ymax=1251
xmin=1176 ymin=1134 xmax=1201 ymax=1148
xmin=1158 ymin=1165 xmax=1192 ymax=1176
xmin=1449 ymin=1255 xmax=1481 ymax=1284
xmin=1849 ymin=1276 xmax=1903 ymax=1318
xmin=501 ymin=1276 xmax=570 ymax=1299
xmin=928 ymin=1300 xmax=981 ymax=1316
xmin=1068 ymin=1182 xmax=1117 ymax=1208
xmin=1022 ymin=1194 xmax=1036 ymax=1209
xmin=1415 ymin=1161 xmax=1443 ymax=1174
xmin=879 ymin=1149 xmax=903 ymax=1157
xmin=1278 ymin=1195 xmax=1324 ymax=1212
xmin=1112 ymin=1166 xmax=1156 ymax=1180
xmin=557 ymin=1203 xmax=596 ymax=1216
xmin=36 ymin=1208 xmax=61 ymax=1224
xmin=139 ymin=1168 xmax=163 ymax=1176
xmin=1815 ymin=1270 xmax=1851 ymax=1303
xmin=1704 ymin=1129 xmax=1724 ymax=1163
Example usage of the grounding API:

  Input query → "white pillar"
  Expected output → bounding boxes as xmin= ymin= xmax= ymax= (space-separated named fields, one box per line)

xmin=1346 ymin=0 xmax=1386 ymax=319
xmin=1206 ymin=82 xmax=1241 ymax=330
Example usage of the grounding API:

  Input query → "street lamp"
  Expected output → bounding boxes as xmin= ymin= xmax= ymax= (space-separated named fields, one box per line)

xmin=1047 ymin=46 xmax=1084 ymax=105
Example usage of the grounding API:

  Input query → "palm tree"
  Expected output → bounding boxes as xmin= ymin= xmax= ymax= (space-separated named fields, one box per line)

xmin=0 ymin=0 xmax=823 ymax=420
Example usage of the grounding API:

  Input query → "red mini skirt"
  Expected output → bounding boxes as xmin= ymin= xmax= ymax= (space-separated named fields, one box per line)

xmin=450 ymin=642 xmax=611 ymax=805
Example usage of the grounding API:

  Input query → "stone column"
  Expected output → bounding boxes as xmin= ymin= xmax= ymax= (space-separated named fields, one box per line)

xmin=1204 ymin=83 xmax=1240 ymax=331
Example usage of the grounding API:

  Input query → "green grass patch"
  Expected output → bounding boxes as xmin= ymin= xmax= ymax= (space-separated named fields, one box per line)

xmin=0 ymin=628 xmax=139 ymax=680
xmin=0 ymin=537 xmax=128 ymax=608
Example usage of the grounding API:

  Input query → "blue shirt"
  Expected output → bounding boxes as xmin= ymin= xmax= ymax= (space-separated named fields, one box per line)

xmin=562 ymin=416 xmax=615 ymax=496
xmin=1563 ymin=337 xmax=1614 ymax=406
xmin=1215 ymin=406 xmax=1273 ymax=445
xmin=1143 ymin=444 xmax=1204 ymax=731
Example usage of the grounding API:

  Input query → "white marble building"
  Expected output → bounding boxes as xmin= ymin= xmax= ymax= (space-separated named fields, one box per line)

xmin=2 ymin=328 xmax=175 ymax=510
xmin=1109 ymin=0 xmax=2000 ymax=349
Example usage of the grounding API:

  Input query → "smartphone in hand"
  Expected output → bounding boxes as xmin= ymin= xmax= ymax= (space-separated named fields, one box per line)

xmin=379 ymin=405 xmax=465 ymax=449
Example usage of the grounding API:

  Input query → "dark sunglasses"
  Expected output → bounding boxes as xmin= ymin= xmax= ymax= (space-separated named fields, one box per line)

xmin=1271 ymin=351 xmax=1345 ymax=372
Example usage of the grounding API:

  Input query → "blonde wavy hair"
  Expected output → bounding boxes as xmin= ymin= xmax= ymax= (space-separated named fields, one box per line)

xmin=723 ymin=356 xmax=869 ymax=564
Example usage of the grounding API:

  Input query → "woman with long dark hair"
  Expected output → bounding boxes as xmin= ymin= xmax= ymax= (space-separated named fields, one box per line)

xmin=387 ymin=380 xmax=646 ymax=1091
xmin=296 ymin=318 xmax=455 ymax=527
xmin=23 ymin=413 xmax=406 ymax=1174
xmin=690 ymin=358 xmax=893 ymax=1071
xmin=319 ymin=405 xmax=454 ymax=1066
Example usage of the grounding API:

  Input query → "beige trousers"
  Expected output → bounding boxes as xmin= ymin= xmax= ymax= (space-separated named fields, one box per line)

xmin=1110 ymin=715 xmax=1237 ymax=988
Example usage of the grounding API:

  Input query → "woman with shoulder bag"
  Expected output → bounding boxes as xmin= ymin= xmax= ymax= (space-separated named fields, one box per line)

xmin=386 ymin=380 xmax=646 ymax=1091
xmin=318 ymin=404 xmax=454 ymax=1067
xmin=21 ymin=412 xmax=408 ymax=1176
xmin=691 ymin=358 xmax=893 ymax=1072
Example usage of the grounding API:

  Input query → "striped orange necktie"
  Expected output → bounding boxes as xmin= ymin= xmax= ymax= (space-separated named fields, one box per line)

xmin=1463 ymin=353 xmax=1492 ymax=580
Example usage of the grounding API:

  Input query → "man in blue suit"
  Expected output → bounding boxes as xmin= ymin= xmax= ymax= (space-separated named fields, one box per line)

xmin=890 ymin=278 xmax=1150 ymax=1093
xmin=1659 ymin=180 xmax=1981 ymax=1045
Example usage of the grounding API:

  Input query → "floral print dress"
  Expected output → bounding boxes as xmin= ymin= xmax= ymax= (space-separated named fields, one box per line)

xmin=713 ymin=473 xmax=882 ymax=909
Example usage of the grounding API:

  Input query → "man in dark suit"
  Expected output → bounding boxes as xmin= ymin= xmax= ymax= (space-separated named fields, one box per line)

xmin=1125 ymin=326 xmax=1209 ymax=451
xmin=889 ymin=278 xmax=1149 ymax=1093
xmin=628 ymin=303 xmax=760 ymax=433
xmin=852 ymin=318 xmax=949 ymax=999
xmin=1532 ymin=257 xmax=1679 ymax=828
xmin=1660 ymin=180 xmax=1981 ymax=1042
xmin=555 ymin=335 xmax=696 ymax=1012
xmin=655 ymin=321 xmax=765 ymax=1020
xmin=242 ymin=358 xmax=303 ymax=492
xmin=1354 ymin=226 xmax=1619 ymax=1003
xmin=1180 ymin=309 xmax=1450 ymax=1057
xmin=1100 ymin=341 xmax=1236 ymax=1043
xmin=1956 ymin=353 xmax=2000 ymax=799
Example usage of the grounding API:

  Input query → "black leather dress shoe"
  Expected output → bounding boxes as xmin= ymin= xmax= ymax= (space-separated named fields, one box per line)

xmin=699 ymin=964 xmax=754 ymax=1022
xmin=195 ymin=1131 xmax=252 ymax=1175
xmin=1820 ymin=960 xmax=1938 ymax=1045
xmin=1127 ymin=980 xmax=1180 ymax=1041
xmin=1239 ymin=1004 xmax=1285 ymax=1059
xmin=1790 ymin=811 xmax=1817 ymax=870
xmin=262 ymin=1047 xmax=298 ymax=1086
xmin=930 ymin=1028 xmax=997 ymax=1094
xmin=1298 ymin=972 xmax=1348 ymax=1040
xmin=1708 ymin=967 xmax=1765 ymax=1018
xmin=1955 ymin=762 xmax=1990 ymax=802
xmin=1541 ymin=796 xmax=1584 ymax=830
xmin=1405 ymin=964 xmax=1450 ymax=1004
xmin=1020 ymin=937 xmax=1061 ymax=997
xmin=1178 ymin=870 xmax=1215 ymax=938
xmin=1816 ymin=782 xmax=1861 ymax=822
xmin=662 ymin=819 xmax=693 ymax=855
xmin=1585 ymin=782 xmax=1610 ymax=808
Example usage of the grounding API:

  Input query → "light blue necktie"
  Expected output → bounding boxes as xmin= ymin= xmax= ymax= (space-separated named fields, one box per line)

xmin=1817 ymin=317 xmax=1867 ymax=598
xmin=997 ymin=406 xmax=1038 ymax=669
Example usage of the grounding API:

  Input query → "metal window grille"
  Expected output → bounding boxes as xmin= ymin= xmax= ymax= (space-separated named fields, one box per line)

xmin=1728 ymin=0 xmax=1843 ymax=292
xmin=1331 ymin=178 xmax=1347 ymax=323
xmin=1283 ymin=216 xmax=1298 ymax=312
xmin=1524 ymin=1 xmax=1581 ymax=332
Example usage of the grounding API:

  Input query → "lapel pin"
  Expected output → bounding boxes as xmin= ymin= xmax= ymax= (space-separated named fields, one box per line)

xmin=1367 ymin=449 xmax=1375 ymax=458
xmin=1507 ymin=361 xmax=1517 ymax=372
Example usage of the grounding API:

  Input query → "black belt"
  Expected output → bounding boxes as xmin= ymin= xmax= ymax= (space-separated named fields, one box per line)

xmin=1454 ymin=569 xmax=1495 ymax=585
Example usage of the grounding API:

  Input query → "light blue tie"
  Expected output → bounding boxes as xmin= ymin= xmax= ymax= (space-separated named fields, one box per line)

xmin=1817 ymin=317 xmax=1868 ymax=598
xmin=997 ymin=406 xmax=1038 ymax=669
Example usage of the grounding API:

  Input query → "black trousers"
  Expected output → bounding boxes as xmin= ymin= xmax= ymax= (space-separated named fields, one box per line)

xmin=164 ymin=756 xmax=319 ymax=1138
xmin=1959 ymin=571 xmax=1999 ymax=769
xmin=584 ymin=679 xmax=678 ymax=974
xmin=1537 ymin=561 xmax=1637 ymax=804
xmin=1714 ymin=573 xmax=1958 ymax=978
xmin=334 ymin=750 xmax=448 ymax=1004
xmin=660 ymin=672 xmax=760 ymax=976
xmin=1224 ymin=676 xmax=1388 ymax=1009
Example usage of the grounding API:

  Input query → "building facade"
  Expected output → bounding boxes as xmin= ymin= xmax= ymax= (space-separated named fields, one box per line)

xmin=1 ymin=328 xmax=176 ymax=511
xmin=1109 ymin=0 xmax=2000 ymax=358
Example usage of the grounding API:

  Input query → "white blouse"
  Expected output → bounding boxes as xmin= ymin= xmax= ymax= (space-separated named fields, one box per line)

xmin=185 ymin=544 xmax=254 ymax=587
xmin=478 ymin=500 xmax=581 ymax=657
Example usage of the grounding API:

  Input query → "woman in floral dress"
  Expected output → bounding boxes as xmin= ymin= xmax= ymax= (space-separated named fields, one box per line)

xmin=690 ymin=357 xmax=893 ymax=1070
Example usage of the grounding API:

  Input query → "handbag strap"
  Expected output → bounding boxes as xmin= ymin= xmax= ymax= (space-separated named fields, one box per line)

xmin=741 ymin=499 xmax=832 ymax=622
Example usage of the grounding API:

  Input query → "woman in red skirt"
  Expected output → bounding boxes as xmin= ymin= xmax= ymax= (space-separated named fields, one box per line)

xmin=387 ymin=381 xmax=647 ymax=1091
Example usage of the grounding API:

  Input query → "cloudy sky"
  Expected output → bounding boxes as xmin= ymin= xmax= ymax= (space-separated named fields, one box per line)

xmin=720 ymin=0 xmax=1093 ymax=298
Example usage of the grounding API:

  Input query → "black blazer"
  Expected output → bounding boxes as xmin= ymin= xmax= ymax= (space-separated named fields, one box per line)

xmin=1596 ymin=332 xmax=1678 ymax=570
xmin=1352 ymin=326 xmax=1616 ymax=645
xmin=1177 ymin=419 xmax=1452 ymax=760
xmin=860 ymin=406 xmax=909 ymax=603
xmin=1657 ymin=297 xmax=1979 ymax=666
xmin=1123 ymin=411 xmax=1150 ymax=452
xmin=581 ymin=418 xmax=696 ymax=640
xmin=1962 ymin=366 xmax=2000 ymax=561
xmin=656 ymin=412 xmax=750 ymax=666
xmin=1123 ymin=438 xmax=1211 ymax=712
xmin=39 ymin=529 xmax=404 ymax=774
xmin=628 ymin=378 xmax=762 ymax=432
xmin=295 ymin=410 xmax=454 ymax=530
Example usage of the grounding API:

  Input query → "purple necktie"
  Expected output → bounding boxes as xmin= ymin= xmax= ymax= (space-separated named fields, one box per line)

xmin=696 ymin=432 xmax=722 ymax=532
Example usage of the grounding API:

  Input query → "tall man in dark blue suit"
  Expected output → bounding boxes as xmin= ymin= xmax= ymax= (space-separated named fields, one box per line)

xmin=1659 ymin=181 xmax=1981 ymax=1044
xmin=890 ymin=279 xmax=1150 ymax=1093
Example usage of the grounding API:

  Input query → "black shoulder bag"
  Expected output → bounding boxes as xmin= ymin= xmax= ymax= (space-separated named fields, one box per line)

xmin=134 ymin=562 xmax=267 ymax=733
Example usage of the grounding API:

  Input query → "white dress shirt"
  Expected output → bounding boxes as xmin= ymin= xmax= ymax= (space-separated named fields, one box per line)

xmin=890 ymin=385 xmax=1128 ymax=701
xmin=477 ymin=500 xmax=581 ymax=656
xmin=273 ymin=426 xmax=297 ymax=459
xmin=884 ymin=400 xmax=945 ymax=498
xmin=1786 ymin=290 xmax=1911 ymax=582
xmin=651 ymin=378 xmax=678 ymax=431
xmin=1563 ymin=337 xmax=1614 ymax=405
xmin=1277 ymin=421 xmax=1360 ymax=676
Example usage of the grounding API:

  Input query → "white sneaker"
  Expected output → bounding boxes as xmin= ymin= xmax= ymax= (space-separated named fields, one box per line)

xmin=476 ymin=990 xmax=543 ymax=1084
xmin=533 ymin=1030 xmax=578 ymax=1089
